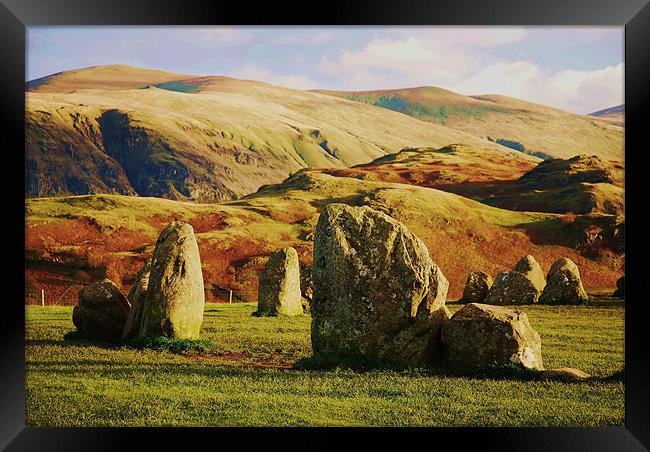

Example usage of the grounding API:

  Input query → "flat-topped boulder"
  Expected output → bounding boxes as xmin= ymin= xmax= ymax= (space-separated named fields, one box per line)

xmin=139 ymin=221 xmax=205 ymax=339
xmin=121 ymin=259 xmax=152 ymax=340
xmin=257 ymin=247 xmax=303 ymax=316
xmin=311 ymin=203 xmax=450 ymax=365
xmin=72 ymin=278 xmax=131 ymax=342
xmin=484 ymin=271 xmax=539 ymax=305
xmin=538 ymin=258 xmax=589 ymax=305
xmin=461 ymin=271 xmax=493 ymax=304
xmin=441 ymin=303 xmax=544 ymax=371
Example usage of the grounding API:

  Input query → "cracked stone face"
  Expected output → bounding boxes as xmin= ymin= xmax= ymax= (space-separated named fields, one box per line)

xmin=441 ymin=303 xmax=544 ymax=371
xmin=310 ymin=203 xmax=450 ymax=365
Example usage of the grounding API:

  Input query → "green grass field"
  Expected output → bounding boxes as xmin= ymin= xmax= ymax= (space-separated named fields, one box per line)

xmin=25 ymin=300 xmax=624 ymax=427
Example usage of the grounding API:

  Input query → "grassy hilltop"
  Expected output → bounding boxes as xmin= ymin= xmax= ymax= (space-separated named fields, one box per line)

xmin=26 ymin=65 xmax=509 ymax=202
xmin=315 ymin=86 xmax=624 ymax=161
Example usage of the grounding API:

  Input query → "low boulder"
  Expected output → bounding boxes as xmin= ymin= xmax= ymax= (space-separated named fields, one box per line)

xmin=513 ymin=255 xmax=546 ymax=293
xmin=121 ymin=259 xmax=152 ymax=340
xmin=139 ymin=221 xmax=205 ymax=339
xmin=538 ymin=258 xmax=589 ymax=305
xmin=311 ymin=203 xmax=450 ymax=365
xmin=441 ymin=303 xmax=544 ymax=371
xmin=461 ymin=271 xmax=493 ymax=304
xmin=257 ymin=247 xmax=303 ymax=316
xmin=613 ymin=275 xmax=624 ymax=297
xmin=484 ymin=271 xmax=539 ymax=305
xmin=72 ymin=278 xmax=131 ymax=342
xmin=540 ymin=367 xmax=590 ymax=381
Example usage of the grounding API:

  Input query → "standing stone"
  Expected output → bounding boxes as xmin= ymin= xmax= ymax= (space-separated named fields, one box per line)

xmin=484 ymin=271 xmax=539 ymax=305
xmin=121 ymin=259 xmax=152 ymax=340
xmin=513 ymin=255 xmax=546 ymax=293
xmin=538 ymin=258 xmax=589 ymax=305
xmin=72 ymin=278 xmax=130 ymax=342
xmin=311 ymin=203 xmax=450 ymax=365
xmin=300 ymin=264 xmax=313 ymax=312
xmin=256 ymin=247 xmax=303 ymax=316
xmin=461 ymin=271 xmax=493 ymax=304
xmin=441 ymin=303 xmax=544 ymax=371
xmin=613 ymin=275 xmax=624 ymax=297
xmin=139 ymin=222 xmax=205 ymax=339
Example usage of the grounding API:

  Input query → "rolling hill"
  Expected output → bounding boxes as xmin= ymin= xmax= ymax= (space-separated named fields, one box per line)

xmin=589 ymin=104 xmax=624 ymax=127
xmin=26 ymin=165 xmax=623 ymax=306
xmin=321 ymin=145 xmax=624 ymax=216
xmin=26 ymin=65 xmax=519 ymax=202
xmin=314 ymin=87 xmax=624 ymax=161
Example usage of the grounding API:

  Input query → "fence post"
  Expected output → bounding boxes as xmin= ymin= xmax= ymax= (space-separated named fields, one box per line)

xmin=41 ymin=289 xmax=45 ymax=306
xmin=229 ymin=290 xmax=232 ymax=304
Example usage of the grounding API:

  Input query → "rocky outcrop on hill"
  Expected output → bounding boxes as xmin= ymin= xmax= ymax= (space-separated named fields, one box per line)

xmin=485 ymin=155 xmax=624 ymax=216
xmin=441 ymin=303 xmax=544 ymax=371
xmin=139 ymin=222 xmax=205 ymax=339
xmin=256 ymin=247 xmax=303 ymax=316
xmin=311 ymin=203 xmax=450 ymax=365
xmin=72 ymin=278 xmax=130 ymax=341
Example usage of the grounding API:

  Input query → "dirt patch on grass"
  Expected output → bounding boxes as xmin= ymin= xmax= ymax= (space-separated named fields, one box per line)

xmin=185 ymin=352 xmax=293 ymax=370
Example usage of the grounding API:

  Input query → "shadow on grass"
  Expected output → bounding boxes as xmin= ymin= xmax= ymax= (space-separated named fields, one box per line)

xmin=62 ymin=330 xmax=213 ymax=355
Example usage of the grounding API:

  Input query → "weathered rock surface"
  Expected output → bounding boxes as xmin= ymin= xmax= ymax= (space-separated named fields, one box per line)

xmin=139 ymin=222 xmax=205 ymax=339
xmin=484 ymin=271 xmax=539 ymax=305
xmin=461 ymin=271 xmax=493 ymax=304
xmin=441 ymin=303 xmax=544 ymax=371
xmin=538 ymin=258 xmax=589 ymax=305
xmin=300 ymin=264 xmax=313 ymax=310
xmin=513 ymin=254 xmax=546 ymax=293
xmin=257 ymin=247 xmax=303 ymax=316
xmin=613 ymin=275 xmax=624 ymax=297
xmin=311 ymin=203 xmax=450 ymax=365
xmin=121 ymin=259 xmax=152 ymax=340
xmin=540 ymin=367 xmax=590 ymax=381
xmin=72 ymin=278 xmax=131 ymax=341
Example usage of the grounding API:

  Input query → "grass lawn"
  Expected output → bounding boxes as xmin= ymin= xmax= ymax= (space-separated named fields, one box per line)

xmin=25 ymin=300 xmax=624 ymax=427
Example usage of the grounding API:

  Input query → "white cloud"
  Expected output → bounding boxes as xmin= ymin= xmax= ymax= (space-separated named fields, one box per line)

xmin=178 ymin=28 xmax=250 ymax=48
xmin=458 ymin=62 xmax=623 ymax=113
xmin=316 ymin=36 xmax=480 ymax=90
xmin=229 ymin=64 xmax=320 ymax=90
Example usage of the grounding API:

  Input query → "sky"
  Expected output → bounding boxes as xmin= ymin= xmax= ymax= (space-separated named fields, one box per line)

xmin=27 ymin=26 xmax=623 ymax=114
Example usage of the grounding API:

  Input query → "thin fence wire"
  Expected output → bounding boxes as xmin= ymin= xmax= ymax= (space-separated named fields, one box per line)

xmin=26 ymin=282 xmax=260 ymax=306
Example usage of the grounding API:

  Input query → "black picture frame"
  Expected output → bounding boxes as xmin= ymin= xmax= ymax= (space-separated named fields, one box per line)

xmin=2 ymin=0 xmax=648 ymax=449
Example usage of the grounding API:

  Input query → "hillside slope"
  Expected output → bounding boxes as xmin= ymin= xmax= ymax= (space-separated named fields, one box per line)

xmin=26 ymin=65 xmax=516 ymax=202
xmin=26 ymin=170 xmax=623 ymax=306
xmin=589 ymin=104 xmax=624 ymax=127
xmin=315 ymin=87 xmax=624 ymax=161
xmin=321 ymin=145 xmax=624 ymax=216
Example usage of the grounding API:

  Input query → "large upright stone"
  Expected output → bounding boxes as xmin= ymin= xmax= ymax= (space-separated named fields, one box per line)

xmin=139 ymin=222 xmax=205 ymax=339
xmin=461 ymin=271 xmax=493 ymax=304
xmin=72 ymin=278 xmax=130 ymax=342
xmin=311 ymin=203 xmax=450 ymax=365
xmin=513 ymin=255 xmax=546 ymax=293
xmin=484 ymin=271 xmax=539 ymax=305
xmin=538 ymin=258 xmax=589 ymax=305
xmin=256 ymin=247 xmax=303 ymax=316
xmin=441 ymin=303 xmax=544 ymax=371
xmin=121 ymin=259 xmax=152 ymax=340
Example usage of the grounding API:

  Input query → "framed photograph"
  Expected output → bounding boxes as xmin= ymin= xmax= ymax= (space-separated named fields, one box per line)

xmin=2 ymin=0 xmax=648 ymax=449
